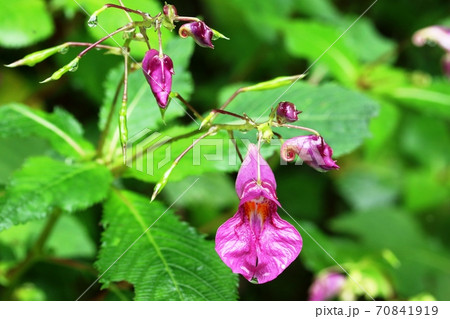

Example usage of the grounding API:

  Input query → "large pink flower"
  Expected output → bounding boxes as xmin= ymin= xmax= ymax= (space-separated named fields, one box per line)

xmin=215 ymin=144 xmax=302 ymax=284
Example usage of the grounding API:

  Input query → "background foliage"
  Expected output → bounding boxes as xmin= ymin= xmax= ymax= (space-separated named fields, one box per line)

xmin=0 ymin=0 xmax=449 ymax=300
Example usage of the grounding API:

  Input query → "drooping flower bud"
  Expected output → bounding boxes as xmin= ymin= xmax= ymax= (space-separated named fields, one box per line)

xmin=142 ymin=49 xmax=174 ymax=108
xmin=163 ymin=3 xmax=178 ymax=18
xmin=309 ymin=272 xmax=346 ymax=301
xmin=280 ymin=135 xmax=339 ymax=172
xmin=179 ymin=21 xmax=214 ymax=49
xmin=162 ymin=3 xmax=178 ymax=31
xmin=276 ymin=101 xmax=301 ymax=123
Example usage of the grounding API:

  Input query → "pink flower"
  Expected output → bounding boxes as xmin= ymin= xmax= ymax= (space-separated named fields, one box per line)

xmin=142 ymin=49 xmax=174 ymax=108
xmin=412 ymin=26 xmax=450 ymax=51
xmin=281 ymin=135 xmax=339 ymax=172
xmin=215 ymin=144 xmax=302 ymax=284
xmin=179 ymin=21 xmax=214 ymax=49
xmin=309 ymin=272 xmax=346 ymax=301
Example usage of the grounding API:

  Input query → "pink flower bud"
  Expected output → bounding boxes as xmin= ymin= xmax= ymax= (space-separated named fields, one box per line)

xmin=179 ymin=21 xmax=214 ymax=49
xmin=142 ymin=49 xmax=174 ymax=108
xmin=281 ymin=135 xmax=339 ymax=172
xmin=163 ymin=4 xmax=177 ymax=18
xmin=276 ymin=101 xmax=301 ymax=123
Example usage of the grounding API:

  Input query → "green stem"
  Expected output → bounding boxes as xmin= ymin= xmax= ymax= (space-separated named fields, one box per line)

xmin=95 ymin=4 xmax=149 ymax=20
xmin=97 ymin=73 xmax=124 ymax=158
xmin=65 ymin=42 xmax=121 ymax=52
xmin=274 ymin=123 xmax=320 ymax=136
xmin=3 ymin=209 xmax=62 ymax=300
xmin=228 ymin=130 xmax=243 ymax=162
xmin=173 ymin=93 xmax=204 ymax=120
xmin=78 ymin=22 xmax=140 ymax=59
xmin=118 ymin=0 xmax=133 ymax=22
xmin=119 ymin=44 xmax=131 ymax=164
xmin=174 ymin=16 xmax=200 ymax=22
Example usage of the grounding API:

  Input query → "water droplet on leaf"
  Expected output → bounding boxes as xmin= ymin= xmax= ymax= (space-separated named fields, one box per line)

xmin=58 ymin=46 xmax=69 ymax=54
xmin=88 ymin=15 xmax=98 ymax=27
xmin=69 ymin=61 xmax=79 ymax=72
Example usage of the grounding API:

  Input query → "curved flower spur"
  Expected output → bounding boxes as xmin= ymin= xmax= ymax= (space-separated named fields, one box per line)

xmin=215 ymin=144 xmax=302 ymax=284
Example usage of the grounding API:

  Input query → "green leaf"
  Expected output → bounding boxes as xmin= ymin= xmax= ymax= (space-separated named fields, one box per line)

xmin=364 ymin=99 xmax=400 ymax=159
xmin=282 ymin=20 xmax=360 ymax=83
xmin=97 ymin=189 xmax=238 ymax=300
xmin=335 ymin=167 xmax=400 ymax=211
xmin=0 ymin=214 xmax=96 ymax=263
xmin=399 ymin=114 xmax=450 ymax=168
xmin=389 ymin=80 xmax=450 ymax=119
xmin=0 ymin=0 xmax=54 ymax=48
xmin=402 ymin=168 xmax=449 ymax=213
xmin=339 ymin=17 xmax=396 ymax=64
xmin=99 ymin=37 xmax=195 ymax=160
xmin=0 ymin=157 xmax=112 ymax=231
xmin=293 ymin=0 xmax=341 ymax=23
xmin=216 ymin=82 xmax=379 ymax=157
xmin=0 ymin=137 xmax=48 ymax=185
xmin=0 ymin=103 xmax=94 ymax=159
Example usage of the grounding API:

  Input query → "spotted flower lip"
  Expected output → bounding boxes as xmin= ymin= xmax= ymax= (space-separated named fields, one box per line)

xmin=215 ymin=144 xmax=302 ymax=284
xmin=412 ymin=25 xmax=450 ymax=51
xmin=179 ymin=21 xmax=214 ymax=49
xmin=142 ymin=49 xmax=174 ymax=108
xmin=309 ymin=272 xmax=346 ymax=301
xmin=281 ymin=135 xmax=339 ymax=172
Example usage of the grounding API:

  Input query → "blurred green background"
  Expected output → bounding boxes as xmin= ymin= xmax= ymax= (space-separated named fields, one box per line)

xmin=0 ymin=0 xmax=449 ymax=300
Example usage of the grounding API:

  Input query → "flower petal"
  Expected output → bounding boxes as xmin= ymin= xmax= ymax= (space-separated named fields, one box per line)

xmin=215 ymin=208 xmax=302 ymax=284
xmin=215 ymin=210 xmax=257 ymax=282
xmin=235 ymin=144 xmax=276 ymax=198
xmin=412 ymin=25 xmax=450 ymax=51
xmin=254 ymin=211 xmax=302 ymax=283
xmin=281 ymin=135 xmax=339 ymax=172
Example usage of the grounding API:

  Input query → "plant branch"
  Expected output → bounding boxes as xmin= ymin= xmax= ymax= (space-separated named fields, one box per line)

xmin=97 ymin=73 xmax=124 ymax=158
xmin=274 ymin=123 xmax=320 ymax=136
xmin=228 ymin=130 xmax=243 ymax=162
xmin=173 ymin=93 xmax=204 ymax=120
xmin=78 ymin=22 xmax=139 ymax=59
